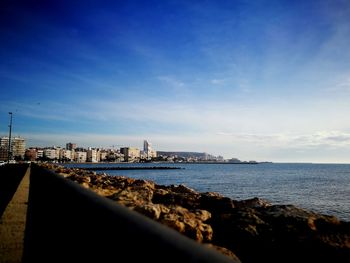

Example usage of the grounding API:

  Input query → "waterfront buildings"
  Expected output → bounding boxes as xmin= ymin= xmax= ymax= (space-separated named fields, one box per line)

xmin=0 ymin=136 xmax=26 ymax=161
xmin=0 ymin=137 xmax=8 ymax=161
xmin=44 ymin=148 xmax=57 ymax=160
xmin=4 ymin=138 xmax=227 ymax=163
xmin=66 ymin=143 xmax=77 ymax=151
xmin=25 ymin=148 xmax=38 ymax=161
xmin=100 ymin=151 xmax=108 ymax=162
xmin=13 ymin=137 xmax=26 ymax=159
xmin=120 ymin=147 xmax=141 ymax=162
xmin=87 ymin=148 xmax=99 ymax=163
xmin=75 ymin=151 xmax=87 ymax=163
xmin=60 ymin=149 xmax=73 ymax=161
xmin=143 ymin=140 xmax=157 ymax=159
xmin=37 ymin=149 xmax=44 ymax=159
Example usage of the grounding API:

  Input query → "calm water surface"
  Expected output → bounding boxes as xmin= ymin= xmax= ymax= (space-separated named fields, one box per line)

xmin=66 ymin=163 xmax=350 ymax=221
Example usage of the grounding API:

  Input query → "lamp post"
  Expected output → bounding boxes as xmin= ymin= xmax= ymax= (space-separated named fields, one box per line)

xmin=8 ymin=112 xmax=12 ymax=163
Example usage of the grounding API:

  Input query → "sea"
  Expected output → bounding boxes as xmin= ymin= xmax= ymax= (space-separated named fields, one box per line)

xmin=65 ymin=162 xmax=350 ymax=222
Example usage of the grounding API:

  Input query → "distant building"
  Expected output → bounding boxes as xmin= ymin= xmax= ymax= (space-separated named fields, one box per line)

xmin=66 ymin=142 xmax=77 ymax=151
xmin=0 ymin=148 xmax=7 ymax=161
xmin=217 ymin=155 xmax=224 ymax=162
xmin=75 ymin=151 xmax=87 ymax=162
xmin=0 ymin=137 xmax=9 ymax=149
xmin=37 ymin=149 xmax=44 ymax=159
xmin=120 ymin=147 xmax=140 ymax=162
xmin=0 ymin=137 xmax=8 ymax=161
xmin=143 ymin=140 xmax=157 ymax=159
xmin=99 ymin=151 xmax=108 ymax=162
xmin=44 ymin=148 xmax=57 ymax=160
xmin=0 ymin=136 xmax=26 ymax=160
xmin=25 ymin=148 xmax=38 ymax=161
xmin=60 ymin=149 xmax=73 ymax=161
xmin=228 ymin=158 xmax=241 ymax=163
xmin=13 ymin=137 xmax=26 ymax=159
xmin=87 ymin=149 xmax=98 ymax=162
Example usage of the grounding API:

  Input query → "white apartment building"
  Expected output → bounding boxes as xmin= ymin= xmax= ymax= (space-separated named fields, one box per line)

xmin=87 ymin=149 xmax=98 ymax=162
xmin=0 ymin=136 xmax=26 ymax=160
xmin=60 ymin=149 xmax=73 ymax=161
xmin=75 ymin=151 xmax=87 ymax=162
xmin=37 ymin=149 xmax=44 ymax=158
xmin=44 ymin=148 xmax=57 ymax=160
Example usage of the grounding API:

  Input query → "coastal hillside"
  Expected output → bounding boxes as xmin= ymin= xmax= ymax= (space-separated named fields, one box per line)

xmin=157 ymin=151 xmax=214 ymax=159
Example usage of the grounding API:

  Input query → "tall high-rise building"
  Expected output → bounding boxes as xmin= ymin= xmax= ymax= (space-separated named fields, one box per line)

xmin=144 ymin=140 xmax=151 ymax=154
xmin=66 ymin=142 xmax=77 ymax=151
xmin=143 ymin=140 xmax=156 ymax=159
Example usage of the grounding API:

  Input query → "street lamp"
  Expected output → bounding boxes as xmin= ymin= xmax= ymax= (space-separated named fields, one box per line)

xmin=8 ymin=112 xmax=12 ymax=163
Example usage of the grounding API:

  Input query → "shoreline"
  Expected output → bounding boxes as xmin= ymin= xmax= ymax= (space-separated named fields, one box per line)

xmin=78 ymin=166 xmax=183 ymax=171
xmin=62 ymin=161 xmax=266 ymax=165
xmin=43 ymin=163 xmax=350 ymax=263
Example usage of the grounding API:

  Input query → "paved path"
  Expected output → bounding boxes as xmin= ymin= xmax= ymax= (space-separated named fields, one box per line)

xmin=0 ymin=165 xmax=30 ymax=263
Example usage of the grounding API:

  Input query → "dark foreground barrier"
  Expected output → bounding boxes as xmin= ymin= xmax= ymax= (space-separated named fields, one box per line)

xmin=0 ymin=164 xmax=29 ymax=217
xmin=23 ymin=164 xmax=236 ymax=263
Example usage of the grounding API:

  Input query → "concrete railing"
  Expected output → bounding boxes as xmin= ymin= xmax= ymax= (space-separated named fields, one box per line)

xmin=0 ymin=164 xmax=29 ymax=217
xmin=23 ymin=164 xmax=236 ymax=263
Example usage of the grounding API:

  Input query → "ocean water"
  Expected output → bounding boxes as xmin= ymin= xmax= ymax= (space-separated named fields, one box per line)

xmin=66 ymin=163 xmax=350 ymax=221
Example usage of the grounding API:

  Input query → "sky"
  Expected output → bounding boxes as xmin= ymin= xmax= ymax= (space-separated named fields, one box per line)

xmin=1 ymin=0 xmax=350 ymax=163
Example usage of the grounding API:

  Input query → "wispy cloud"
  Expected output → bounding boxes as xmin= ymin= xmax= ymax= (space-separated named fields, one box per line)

xmin=157 ymin=75 xmax=189 ymax=94
xmin=210 ymin=78 xmax=226 ymax=85
xmin=217 ymin=131 xmax=350 ymax=148
xmin=5 ymin=94 xmax=350 ymax=138
xmin=326 ymin=76 xmax=350 ymax=93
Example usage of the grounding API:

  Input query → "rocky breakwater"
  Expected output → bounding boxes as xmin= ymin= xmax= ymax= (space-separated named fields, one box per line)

xmin=46 ymin=164 xmax=350 ymax=263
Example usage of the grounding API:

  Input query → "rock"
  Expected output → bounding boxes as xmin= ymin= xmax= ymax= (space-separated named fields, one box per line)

xmin=170 ymin=184 xmax=198 ymax=194
xmin=160 ymin=213 xmax=186 ymax=233
xmin=133 ymin=203 xmax=162 ymax=220
xmin=47 ymin=164 xmax=350 ymax=263
xmin=153 ymin=189 xmax=201 ymax=209
xmin=200 ymin=192 xmax=235 ymax=213
xmin=131 ymin=179 xmax=155 ymax=191
xmin=158 ymin=205 xmax=213 ymax=242
xmin=194 ymin=209 xmax=211 ymax=221
xmin=234 ymin=197 xmax=271 ymax=208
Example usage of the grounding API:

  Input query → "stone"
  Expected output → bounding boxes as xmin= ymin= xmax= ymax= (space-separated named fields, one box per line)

xmin=47 ymin=164 xmax=350 ymax=263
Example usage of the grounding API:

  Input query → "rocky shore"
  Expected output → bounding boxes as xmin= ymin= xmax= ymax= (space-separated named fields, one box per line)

xmin=43 ymin=164 xmax=350 ymax=263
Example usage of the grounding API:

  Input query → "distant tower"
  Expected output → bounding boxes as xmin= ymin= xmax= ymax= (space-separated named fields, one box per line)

xmin=66 ymin=142 xmax=77 ymax=151
xmin=143 ymin=140 xmax=152 ymax=158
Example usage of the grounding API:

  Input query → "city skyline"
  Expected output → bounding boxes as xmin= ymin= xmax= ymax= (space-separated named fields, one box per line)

xmin=1 ymin=1 xmax=350 ymax=163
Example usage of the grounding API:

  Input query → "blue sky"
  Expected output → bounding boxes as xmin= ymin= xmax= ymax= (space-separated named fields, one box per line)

xmin=1 ymin=0 xmax=350 ymax=162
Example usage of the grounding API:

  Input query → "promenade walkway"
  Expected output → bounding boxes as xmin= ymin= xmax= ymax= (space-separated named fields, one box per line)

xmin=0 ymin=164 xmax=29 ymax=263
xmin=0 ymin=164 xmax=236 ymax=263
